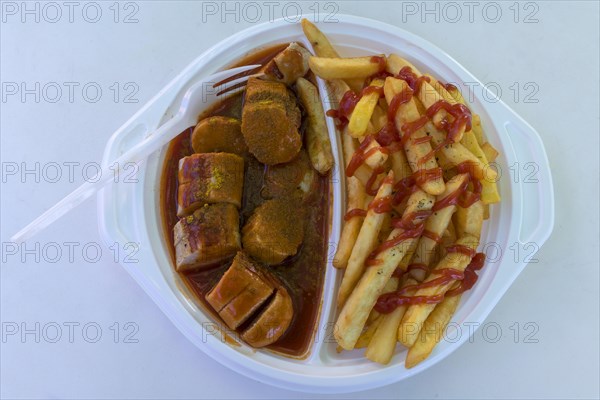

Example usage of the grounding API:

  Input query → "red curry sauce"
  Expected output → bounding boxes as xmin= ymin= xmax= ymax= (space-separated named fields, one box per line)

xmin=159 ymin=45 xmax=330 ymax=358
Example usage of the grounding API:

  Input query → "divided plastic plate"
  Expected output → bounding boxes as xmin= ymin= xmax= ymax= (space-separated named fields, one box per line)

xmin=98 ymin=15 xmax=554 ymax=393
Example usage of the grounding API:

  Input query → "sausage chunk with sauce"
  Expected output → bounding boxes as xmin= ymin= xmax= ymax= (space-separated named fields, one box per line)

xmin=206 ymin=251 xmax=293 ymax=347
xmin=191 ymin=116 xmax=248 ymax=156
xmin=177 ymin=152 xmax=244 ymax=217
xmin=242 ymin=197 xmax=305 ymax=265
xmin=173 ymin=203 xmax=241 ymax=272
xmin=241 ymin=282 xmax=293 ymax=348
xmin=206 ymin=252 xmax=274 ymax=329
xmin=261 ymin=42 xmax=311 ymax=86
xmin=262 ymin=150 xmax=317 ymax=200
xmin=241 ymin=78 xmax=302 ymax=165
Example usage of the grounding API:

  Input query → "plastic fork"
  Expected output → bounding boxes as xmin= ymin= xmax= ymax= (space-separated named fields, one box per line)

xmin=10 ymin=64 xmax=261 ymax=243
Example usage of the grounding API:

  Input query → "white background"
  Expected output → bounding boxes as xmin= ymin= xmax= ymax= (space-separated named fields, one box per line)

xmin=1 ymin=1 xmax=599 ymax=399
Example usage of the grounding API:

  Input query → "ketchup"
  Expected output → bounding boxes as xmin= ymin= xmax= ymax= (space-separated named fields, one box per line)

xmin=330 ymin=65 xmax=477 ymax=204
xmin=446 ymin=253 xmax=486 ymax=296
xmin=426 ymin=100 xmax=472 ymax=143
xmin=422 ymin=229 xmax=442 ymax=243
xmin=327 ymin=77 xmax=384 ymax=129
xmin=392 ymin=267 xmax=407 ymax=278
xmin=446 ymin=244 xmax=476 ymax=259
xmin=397 ymin=66 xmax=431 ymax=95
xmin=375 ymin=122 xmax=400 ymax=146
xmin=392 ymin=210 xmax=432 ymax=231
xmin=456 ymin=162 xmax=483 ymax=208
xmin=369 ymin=194 xmax=393 ymax=214
xmin=344 ymin=208 xmax=367 ymax=221
xmin=374 ymin=267 xmax=463 ymax=314
xmin=412 ymin=135 xmax=432 ymax=146
xmin=346 ymin=135 xmax=377 ymax=177
xmin=370 ymin=56 xmax=387 ymax=73
xmin=431 ymin=162 xmax=482 ymax=212
xmin=414 ymin=167 xmax=443 ymax=188
xmin=367 ymin=173 xmax=395 ymax=212
xmin=432 ymin=177 xmax=469 ymax=212
xmin=400 ymin=116 xmax=429 ymax=147
xmin=389 ymin=167 xmax=443 ymax=208
xmin=407 ymin=263 xmax=428 ymax=274
xmin=392 ymin=174 xmax=419 ymax=206
xmin=327 ymin=90 xmax=361 ymax=129
xmin=365 ymin=166 xmax=386 ymax=196
xmin=373 ymin=249 xmax=485 ymax=314
xmin=375 ymin=294 xmax=445 ymax=313
xmin=443 ymin=82 xmax=458 ymax=92
xmin=365 ymin=258 xmax=384 ymax=267
xmin=388 ymin=87 xmax=414 ymax=122
xmin=361 ymin=85 xmax=384 ymax=97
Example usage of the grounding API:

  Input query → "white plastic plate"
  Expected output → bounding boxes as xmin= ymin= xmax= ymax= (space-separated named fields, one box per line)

xmin=98 ymin=15 xmax=554 ymax=393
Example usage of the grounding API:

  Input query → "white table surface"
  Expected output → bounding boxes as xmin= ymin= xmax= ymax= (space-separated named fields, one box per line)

xmin=1 ymin=1 xmax=598 ymax=399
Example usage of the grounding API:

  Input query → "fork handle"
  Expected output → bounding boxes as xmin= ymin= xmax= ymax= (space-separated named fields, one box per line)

xmin=11 ymin=114 xmax=189 ymax=243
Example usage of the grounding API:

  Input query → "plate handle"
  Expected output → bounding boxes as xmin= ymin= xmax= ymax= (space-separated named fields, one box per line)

xmin=500 ymin=108 xmax=554 ymax=247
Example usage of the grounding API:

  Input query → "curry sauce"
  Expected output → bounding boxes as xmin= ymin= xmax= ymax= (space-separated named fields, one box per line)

xmin=160 ymin=44 xmax=330 ymax=358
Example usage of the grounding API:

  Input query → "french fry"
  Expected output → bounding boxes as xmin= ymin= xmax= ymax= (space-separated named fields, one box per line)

xmin=432 ymin=222 xmax=458 ymax=264
xmin=309 ymin=55 xmax=386 ymax=80
xmin=341 ymin=125 xmax=373 ymax=186
xmin=333 ymin=176 xmax=366 ymax=268
xmin=387 ymin=54 xmax=466 ymax=142
xmin=442 ymin=167 xmax=457 ymax=182
xmin=397 ymin=236 xmax=420 ymax=271
xmin=409 ymin=174 xmax=470 ymax=281
xmin=328 ymin=78 xmax=388 ymax=172
xmin=337 ymin=171 xmax=394 ymax=308
xmin=359 ymin=135 xmax=389 ymax=170
xmin=405 ymin=288 xmax=462 ymax=368
xmin=446 ymin=220 xmax=457 ymax=242
xmin=345 ymin=79 xmax=366 ymax=94
xmin=335 ymin=189 xmax=435 ymax=350
xmin=384 ymin=77 xmax=445 ymax=196
xmin=389 ymin=145 xmax=412 ymax=182
xmin=366 ymin=277 xmax=417 ymax=364
xmin=453 ymin=200 xmax=484 ymax=239
xmin=326 ymin=77 xmax=351 ymax=106
xmin=386 ymin=54 xmax=422 ymax=76
xmin=398 ymin=235 xmax=479 ymax=347
xmin=300 ymin=19 xmax=364 ymax=91
xmin=366 ymin=309 xmax=380 ymax=325
xmin=446 ymin=85 xmax=467 ymax=106
xmin=436 ymin=150 xmax=453 ymax=171
xmin=424 ymin=73 xmax=459 ymax=105
xmin=355 ymin=315 xmax=381 ymax=349
xmin=427 ymin=122 xmax=498 ymax=182
xmin=378 ymin=212 xmax=393 ymax=243
xmin=301 ymin=18 xmax=338 ymax=58
xmin=348 ymin=79 xmax=385 ymax=138
xmin=481 ymin=142 xmax=499 ymax=162
xmin=371 ymin=104 xmax=387 ymax=131
xmin=483 ymin=204 xmax=490 ymax=220
xmin=296 ymin=77 xmax=334 ymax=174
xmin=365 ymin=276 xmax=399 ymax=333
xmin=471 ymin=114 xmax=485 ymax=146
xmin=460 ymin=130 xmax=488 ymax=165
xmin=460 ymin=130 xmax=500 ymax=204
xmin=301 ymin=23 xmax=502 ymax=367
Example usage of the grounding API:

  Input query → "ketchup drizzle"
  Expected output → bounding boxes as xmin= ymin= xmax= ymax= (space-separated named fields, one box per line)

xmin=446 ymin=253 xmax=486 ymax=296
xmin=344 ymin=208 xmax=367 ymax=221
xmin=426 ymin=100 xmax=472 ymax=143
xmin=397 ymin=66 xmax=431 ymax=95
